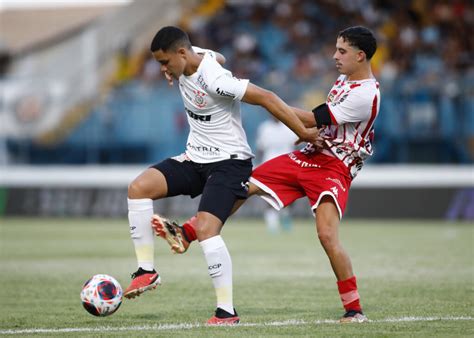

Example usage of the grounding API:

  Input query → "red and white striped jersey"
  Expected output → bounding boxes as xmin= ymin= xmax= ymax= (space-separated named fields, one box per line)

xmin=301 ymin=75 xmax=380 ymax=178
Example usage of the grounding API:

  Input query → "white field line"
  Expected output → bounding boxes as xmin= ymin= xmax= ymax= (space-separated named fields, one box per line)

xmin=0 ymin=316 xmax=472 ymax=335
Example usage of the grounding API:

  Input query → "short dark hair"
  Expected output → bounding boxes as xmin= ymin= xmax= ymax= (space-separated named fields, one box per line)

xmin=150 ymin=26 xmax=192 ymax=53
xmin=338 ymin=26 xmax=377 ymax=60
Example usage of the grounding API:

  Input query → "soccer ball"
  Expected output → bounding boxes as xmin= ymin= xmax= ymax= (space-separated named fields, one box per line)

xmin=80 ymin=274 xmax=123 ymax=317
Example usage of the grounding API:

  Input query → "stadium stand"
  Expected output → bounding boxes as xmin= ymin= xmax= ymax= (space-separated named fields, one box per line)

xmin=0 ymin=0 xmax=472 ymax=165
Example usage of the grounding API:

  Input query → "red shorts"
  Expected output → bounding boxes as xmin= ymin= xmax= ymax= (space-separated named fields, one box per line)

xmin=249 ymin=151 xmax=352 ymax=219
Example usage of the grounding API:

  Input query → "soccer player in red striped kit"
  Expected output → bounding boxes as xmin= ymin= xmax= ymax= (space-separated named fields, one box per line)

xmin=154 ymin=26 xmax=380 ymax=323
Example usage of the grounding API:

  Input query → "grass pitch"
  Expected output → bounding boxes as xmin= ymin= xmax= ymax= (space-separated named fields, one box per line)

xmin=0 ymin=217 xmax=472 ymax=337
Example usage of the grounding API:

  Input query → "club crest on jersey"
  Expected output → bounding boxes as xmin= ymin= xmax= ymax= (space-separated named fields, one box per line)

xmin=193 ymin=90 xmax=207 ymax=108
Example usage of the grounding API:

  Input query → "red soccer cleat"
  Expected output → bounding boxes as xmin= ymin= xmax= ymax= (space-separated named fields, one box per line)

xmin=207 ymin=308 xmax=240 ymax=325
xmin=151 ymin=214 xmax=190 ymax=254
xmin=123 ymin=268 xmax=161 ymax=299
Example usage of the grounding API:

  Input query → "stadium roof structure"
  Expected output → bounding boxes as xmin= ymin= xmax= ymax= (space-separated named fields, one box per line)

xmin=0 ymin=4 xmax=125 ymax=55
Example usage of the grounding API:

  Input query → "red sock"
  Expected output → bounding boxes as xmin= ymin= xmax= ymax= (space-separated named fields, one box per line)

xmin=182 ymin=216 xmax=197 ymax=242
xmin=337 ymin=275 xmax=362 ymax=312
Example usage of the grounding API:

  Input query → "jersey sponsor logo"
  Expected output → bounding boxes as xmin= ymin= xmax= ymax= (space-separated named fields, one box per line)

xmin=185 ymin=107 xmax=211 ymax=121
xmin=197 ymin=74 xmax=208 ymax=90
xmin=328 ymin=89 xmax=338 ymax=102
xmin=193 ymin=90 xmax=207 ymax=108
xmin=187 ymin=142 xmax=220 ymax=156
xmin=328 ymin=89 xmax=348 ymax=106
xmin=330 ymin=93 xmax=348 ymax=106
xmin=288 ymin=152 xmax=321 ymax=168
xmin=215 ymin=87 xmax=235 ymax=98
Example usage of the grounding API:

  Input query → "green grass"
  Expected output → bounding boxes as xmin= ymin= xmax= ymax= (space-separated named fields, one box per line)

xmin=0 ymin=218 xmax=473 ymax=337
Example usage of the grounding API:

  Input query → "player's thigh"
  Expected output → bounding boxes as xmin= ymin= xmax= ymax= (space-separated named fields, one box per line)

xmin=150 ymin=157 xmax=204 ymax=198
xmin=247 ymin=181 xmax=261 ymax=196
xmin=315 ymin=196 xmax=341 ymax=236
xmin=199 ymin=159 xmax=252 ymax=224
xmin=299 ymin=162 xmax=351 ymax=220
xmin=128 ymin=167 xmax=168 ymax=199
xmin=250 ymin=154 xmax=304 ymax=209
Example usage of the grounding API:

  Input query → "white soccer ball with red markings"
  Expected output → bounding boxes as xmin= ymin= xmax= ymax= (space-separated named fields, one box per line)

xmin=80 ymin=274 xmax=123 ymax=317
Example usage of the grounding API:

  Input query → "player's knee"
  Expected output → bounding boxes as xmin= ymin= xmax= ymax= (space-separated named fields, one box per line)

xmin=317 ymin=225 xmax=338 ymax=249
xmin=194 ymin=218 xmax=220 ymax=240
xmin=128 ymin=179 xmax=149 ymax=199
xmin=194 ymin=220 xmax=210 ymax=239
xmin=317 ymin=230 xmax=333 ymax=248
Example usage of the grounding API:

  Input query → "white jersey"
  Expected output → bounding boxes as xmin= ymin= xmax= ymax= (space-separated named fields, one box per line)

xmin=178 ymin=46 xmax=254 ymax=163
xmin=256 ymin=119 xmax=296 ymax=163
xmin=301 ymin=75 xmax=380 ymax=178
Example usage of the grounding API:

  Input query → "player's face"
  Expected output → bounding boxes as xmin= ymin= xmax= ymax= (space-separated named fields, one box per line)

xmin=153 ymin=48 xmax=186 ymax=79
xmin=333 ymin=37 xmax=364 ymax=75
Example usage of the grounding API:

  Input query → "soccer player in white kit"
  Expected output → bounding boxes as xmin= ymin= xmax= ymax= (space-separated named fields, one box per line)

xmin=123 ymin=26 xmax=319 ymax=325
xmin=157 ymin=26 xmax=380 ymax=323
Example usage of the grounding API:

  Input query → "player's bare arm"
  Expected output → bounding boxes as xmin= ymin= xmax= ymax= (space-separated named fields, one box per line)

xmin=242 ymin=83 xmax=320 ymax=144
xmin=290 ymin=106 xmax=326 ymax=147
xmin=293 ymin=104 xmax=335 ymax=128
xmin=292 ymin=106 xmax=317 ymax=127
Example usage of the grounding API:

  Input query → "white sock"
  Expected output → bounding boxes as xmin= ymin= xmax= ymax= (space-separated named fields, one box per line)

xmin=264 ymin=208 xmax=280 ymax=233
xmin=200 ymin=235 xmax=234 ymax=315
xmin=128 ymin=198 xmax=155 ymax=271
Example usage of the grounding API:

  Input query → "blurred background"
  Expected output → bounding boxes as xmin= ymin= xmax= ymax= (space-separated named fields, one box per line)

xmin=0 ymin=0 xmax=472 ymax=220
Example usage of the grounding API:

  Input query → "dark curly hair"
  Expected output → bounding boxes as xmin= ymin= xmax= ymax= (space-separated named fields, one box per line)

xmin=338 ymin=26 xmax=377 ymax=60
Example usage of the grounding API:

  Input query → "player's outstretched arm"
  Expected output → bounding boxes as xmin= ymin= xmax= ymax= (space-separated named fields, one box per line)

xmin=292 ymin=106 xmax=317 ymax=128
xmin=242 ymin=83 xmax=320 ymax=144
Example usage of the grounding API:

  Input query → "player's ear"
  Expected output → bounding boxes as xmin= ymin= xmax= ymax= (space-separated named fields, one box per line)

xmin=357 ymin=50 xmax=366 ymax=63
xmin=177 ymin=47 xmax=187 ymax=58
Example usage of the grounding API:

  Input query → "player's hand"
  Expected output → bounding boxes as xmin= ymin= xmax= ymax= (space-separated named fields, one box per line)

xmin=163 ymin=71 xmax=174 ymax=86
xmin=294 ymin=127 xmax=323 ymax=145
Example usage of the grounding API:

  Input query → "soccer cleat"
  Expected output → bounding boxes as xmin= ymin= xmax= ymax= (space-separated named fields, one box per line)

xmin=123 ymin=267 xmax=161 ymax=299
xmin=151 ymin=214 xmax=190 ymax=254
xmin=339 ymin=310 xmax=368 ymax=323
xmin=207 ymin=308 xmax=240 ymax=325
